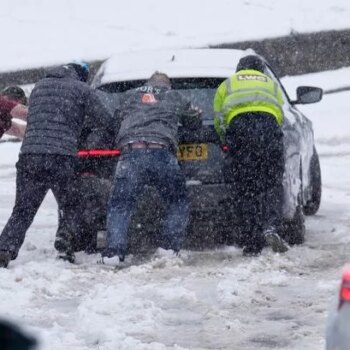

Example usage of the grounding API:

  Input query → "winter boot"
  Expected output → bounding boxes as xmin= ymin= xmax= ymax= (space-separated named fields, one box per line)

xmin=0 ymin=251 xmax=12 ymax=268
xmin=264 ymin=228 xmax=289 ymax=253
xmin=57 ymin=250 xmax=76 ymax=263
xmin=54 ymin=233 xmax=76 ymax=263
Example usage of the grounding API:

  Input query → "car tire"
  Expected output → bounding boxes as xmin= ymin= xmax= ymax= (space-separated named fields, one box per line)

xmin=282 ymin=186 xmax=305 ymax=245
xmin=303 ymin=148 xmax=322 ymax=216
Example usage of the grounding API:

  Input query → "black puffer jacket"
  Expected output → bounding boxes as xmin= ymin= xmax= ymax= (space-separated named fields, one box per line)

xmin=115 ymin=82 xmax=201 ymax=151
xmin=20 ymin=66 xmax=112 ymax=156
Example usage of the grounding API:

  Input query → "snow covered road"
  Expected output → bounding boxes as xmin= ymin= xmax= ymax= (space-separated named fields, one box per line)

xmin=1 ymin=76 xmax=350 ymax=350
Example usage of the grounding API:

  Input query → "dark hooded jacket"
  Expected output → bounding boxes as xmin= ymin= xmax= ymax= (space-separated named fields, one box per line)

xmin=20 ymin=66 xmax=111 ymax=156
xmin=115 ymin=81 xmax=201 ymax=151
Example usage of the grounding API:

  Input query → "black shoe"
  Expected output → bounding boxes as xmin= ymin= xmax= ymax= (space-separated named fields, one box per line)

xmin=57 ymin=250 xmax=76 ymax=264
xmin=55 ymin=235 xmax=76 ymax=263
xmin=264 ymin=228 xmax=289 ymax=253
xmin=0 ymin=251 xmax=12 ymax=268
xmin=173 ymin=249 xmax=180 ymax=257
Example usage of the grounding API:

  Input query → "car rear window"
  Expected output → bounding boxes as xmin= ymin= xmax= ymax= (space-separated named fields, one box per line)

xmin=98 ymin=78 xmax=224 ymax=121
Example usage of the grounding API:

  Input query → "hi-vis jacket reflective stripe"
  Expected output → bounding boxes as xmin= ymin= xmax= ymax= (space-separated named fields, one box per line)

xmin=213 ymin=69 xmax=284 ymax=139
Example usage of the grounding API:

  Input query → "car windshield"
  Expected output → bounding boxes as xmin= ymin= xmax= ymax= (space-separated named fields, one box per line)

xmin=97 ymin=78 xmax=224 ymax=121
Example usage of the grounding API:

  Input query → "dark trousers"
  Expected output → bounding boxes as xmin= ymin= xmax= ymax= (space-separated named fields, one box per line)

xmin=106 ymin=148 xmax=189 ymax=254
xmin=225 ymin=113 xmax=284 ymax=250
xmin=0 ymin=154 xmax=81 ymax=259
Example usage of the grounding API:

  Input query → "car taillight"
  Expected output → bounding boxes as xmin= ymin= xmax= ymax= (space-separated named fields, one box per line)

xmin=77 ymin=149 xmax=121 ymax=157
xmin=221 ymin=144 xmax=229 ymax=153
xmin=338 ymin=267 xmax=350 ymax=309
xmin=79 ymin=172 xmax=97 ymax=177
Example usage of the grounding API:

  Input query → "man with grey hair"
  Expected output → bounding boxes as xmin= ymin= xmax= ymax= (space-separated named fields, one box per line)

xmin=103 ymin=72 xmax=202 ymax=262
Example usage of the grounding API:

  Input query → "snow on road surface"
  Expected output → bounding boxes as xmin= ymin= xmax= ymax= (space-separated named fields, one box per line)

xmin=0 ymin=69 xmax=350 ymax=349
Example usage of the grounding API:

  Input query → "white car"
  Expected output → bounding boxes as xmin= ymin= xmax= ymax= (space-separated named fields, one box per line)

xmin=64 ymin=48 xmax=323 ymax=252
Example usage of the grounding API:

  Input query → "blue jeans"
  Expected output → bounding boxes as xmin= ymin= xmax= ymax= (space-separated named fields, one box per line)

xmin=106 ymin=149 xmax=189 ymax=255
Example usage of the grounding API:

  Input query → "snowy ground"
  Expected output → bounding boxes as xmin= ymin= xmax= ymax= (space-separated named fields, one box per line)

xmin=1 ymin=1 xmax=350 ymax=348
xmin=1 ymin=69 xmax=350 ymax=349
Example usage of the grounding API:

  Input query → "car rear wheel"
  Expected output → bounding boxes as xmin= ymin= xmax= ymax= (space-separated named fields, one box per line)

xmin=303 ymin=148 xmax=322 ymax=216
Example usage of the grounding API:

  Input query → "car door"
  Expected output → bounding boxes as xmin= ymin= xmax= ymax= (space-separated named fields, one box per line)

xmin=265 ymin=64 xmax=315 ymax=218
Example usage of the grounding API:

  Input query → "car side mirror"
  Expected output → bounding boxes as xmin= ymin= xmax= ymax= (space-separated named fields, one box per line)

xmin=291 ymin=86 xmax=323 ymax=105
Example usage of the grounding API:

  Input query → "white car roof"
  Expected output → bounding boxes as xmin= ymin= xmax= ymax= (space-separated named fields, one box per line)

xmin=93 ymin=48 xmax=256 ymax=87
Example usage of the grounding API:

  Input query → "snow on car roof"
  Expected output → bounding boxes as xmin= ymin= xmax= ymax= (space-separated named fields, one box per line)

xmin=93 ymin=48 xmax=255 ymax=87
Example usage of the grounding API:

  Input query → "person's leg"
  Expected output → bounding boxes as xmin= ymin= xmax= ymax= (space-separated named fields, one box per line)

xmin=0 ymin=155 xmax=48 ymax=266
xmin=104 ymin=151 xmax=146 ymax=259
xmin=50 ymin=156 xmax=81 ymax=260
xmin=238 ymin=193 xmax=266 ymax=256
xmin=227 ymin=114 xmax=287 ymax=254
xmin=225 ymin=117 xmax=265 ymax=254
xmin=153 ymin=151 xmax=189 ymax=252
xmin=259 ymin=123 xmax=288 ymax=252
xmin=262 ymin=124 xmax=285 ymax=232
xmin=263 ymin=183 xmax=284 ymax=233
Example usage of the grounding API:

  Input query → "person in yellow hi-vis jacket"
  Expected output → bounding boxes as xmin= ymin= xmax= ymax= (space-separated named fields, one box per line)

xmin=214 ymin=55 xmax=288 ymax=256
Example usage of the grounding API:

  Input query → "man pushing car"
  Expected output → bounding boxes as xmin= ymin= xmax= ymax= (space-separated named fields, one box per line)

xmin=102 ymin=72 xmax=202 ymax=263
xmin=214 ymin=55 xmax=288 ymax=256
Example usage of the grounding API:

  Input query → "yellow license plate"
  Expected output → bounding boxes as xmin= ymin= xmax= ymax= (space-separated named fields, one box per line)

xmin=177 ymin=144 xmax=208 ymax=161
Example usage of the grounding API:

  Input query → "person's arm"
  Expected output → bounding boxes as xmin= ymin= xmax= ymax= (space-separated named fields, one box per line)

xmin=82 ymin=89 xmax=119 ymax=148
xmin=213 ymin=80 xmax=227 ymax=114
xmin=5 ymin=120 xmax=26 ymax=139
xmin=174 ymin=92 xmax=202 ymax=130
xmin=10 ymin=104 xmax=28 ymax=121
xmin=85 ymin=89 xmax=114 ymax=128
xmin=213 ymin=80 xmax=228 ymax=140
xmin=181 ymin=103 xmax=202 ymax=130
